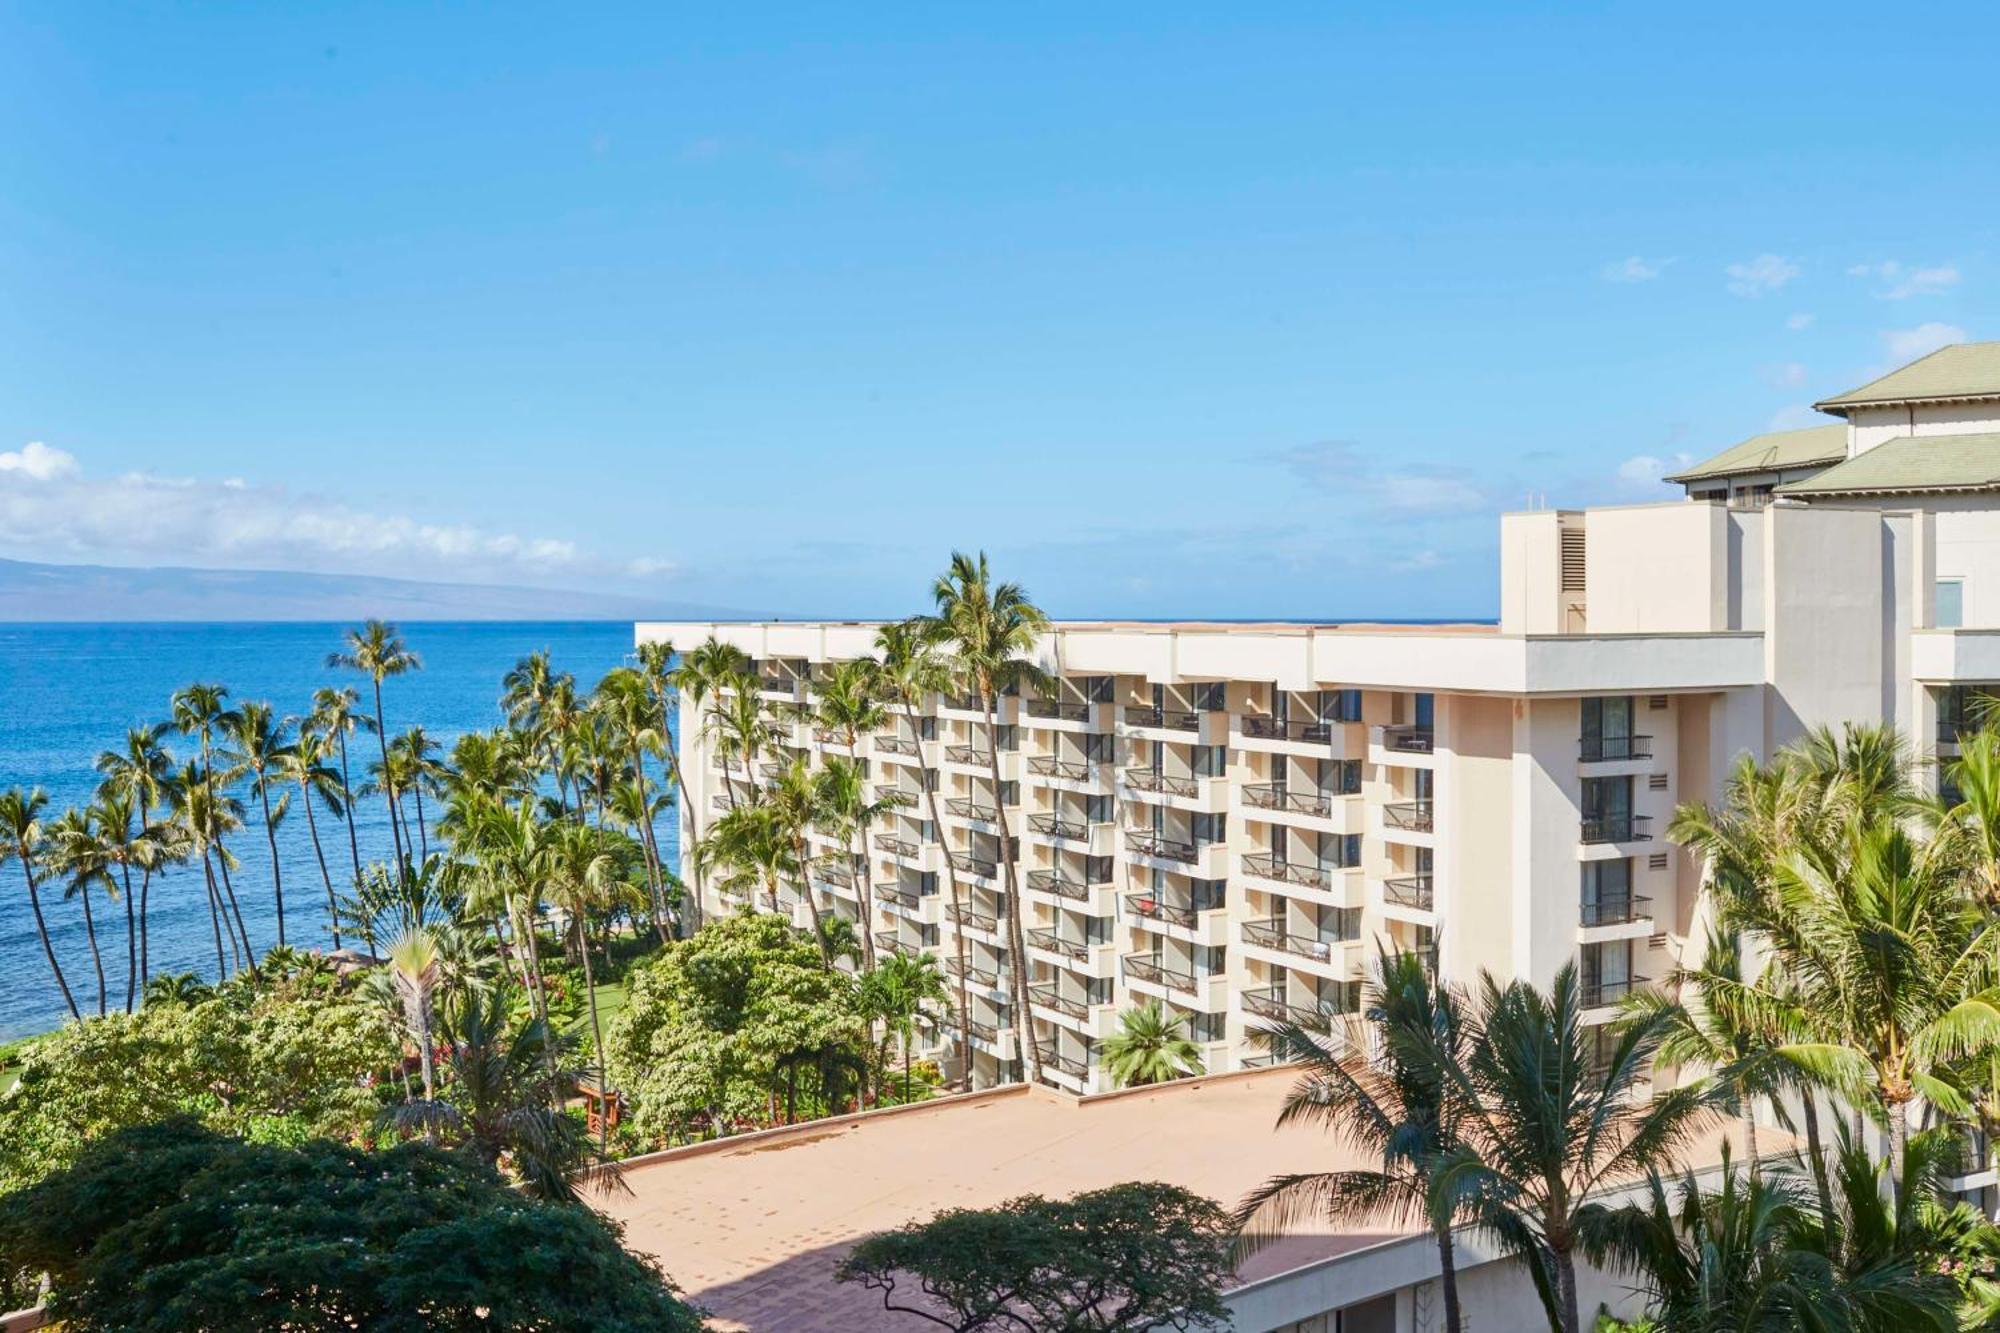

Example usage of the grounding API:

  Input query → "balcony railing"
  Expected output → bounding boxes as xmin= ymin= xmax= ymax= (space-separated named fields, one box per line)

xmin=815 ymin=861 xmax=856 ymax=886
xmin=942 ymin=692 xmax=985 ymax=712
xmin=1029 ymin=983 xmax=1088 ymax=1019
xmin=1580 ymin=894 xmax=1653 ymax=927
xmin=759 ymin=674 xmax=797 ymax=693
xmin=1035 ymin=1042 xmax=1089 ymax=1079
xmin=945 ymin=796 xmax=1000 ymax=823
xmin=1242 ymin=716 xmax=1332 ymax=743
xmin=1384 ymin=800 xmax=1434 ymax=833
xmin=947 ymin=903 xmax=1000 ymax=933
xmin=1124 ymin=705 xmax=1200 ymax=731
xmin=875 ymin=734 xmax=918 ymax=756
xmin=1122 ymin=952 xmax=1198 ymax=993
xmin=1581 ymin=814 xmax=1653 ymax=844
xmin=1581 ymin=974 xmax=1648 ymax=1007
xmin=1383 ymin=874 xmax=1435 ymax=910
xmin=1241 ymin=783 xmax=1333 ymax=817
xmin=1027 ymin=698 xmax=1093 ymax=722
xmin=1124 ymin=769 xmax=1200 ymax=798
xmin=1242 ymin=986 xmax=1332 ymax=1025
xmin=1125 ymin=892 xmax=1199 ymax=928
xmin=813 ymin=728 xmax=846 ymax=745
xmin=1125 ymin=830 xmax=1198 ymax=863
xmin=1027 ymin=869 xmax=1089 ymax=901
xmin=874 ymin=833 xmax=918 ymax=857
xmin=873 ymin=883 xmax=922 ymax=908
xmin=1240 ymin=853 xmax=1334 ymax=890
xmin=1029 ymin=811 xmax=1087 ymax=840
xmin=1580 ymin=734 xmax=1653 ymax=762
xmin=966 ymin=1016 xmax=1001 ymax=1044
xmin=872 ymin=930 xmax=904 ymax=956
xmin=944 ymin=744 xmax=990 ymax=767
xmin=710 ymin=793 xmax=734 ymax=812
xmin=1028 ymin=755 xmax=1092 ymax=781
xmin=1382 ymin=726 xmax=1435 ymax=754
xmin=944 ymin=956 xmax=999 ymax=987
xmin=948 ymin=850 xmax=997 ymax=879
xmin=1242 ymin=918 xmax=1352 ymax=961
xmin=1027 ymin=926 xmax=1089 ymax=960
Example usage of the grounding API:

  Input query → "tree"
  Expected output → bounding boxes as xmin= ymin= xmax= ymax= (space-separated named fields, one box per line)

xmin=0 ymin=1118 xmax=706 ymax=1332
xmin=817 ymin=752 xmax=903 ymax=974
xmin=1429 ymin=963 xmax=1712 ymax=1333
xmin=46 ymin=806 xmax=115 ymax=1016
xmin=767 ymin=756 xmax=838 ymax=968
xmin=0 ymin=787 xmax=78 ymax=1021
xmin=275 ymin=724 xmax=348 ymax=949
xmin=1236 ymin=947 xmax=1467 ymax=1333
xmin=328 ymin=620 xmax=421 ymax=878
xmin=836 ymin=1181 xmax=1233 ymax=1332
xmin=221 ymin=701 xmax=294 ymax=948
xmin=309 ymin=685 xmax=373 ymax=889
xmin=1100 ymin=1002 xmax=1205 ymax=1088
xmin=860 ymin=950 xmax=954 ymax=1103
xmin=94 ymin=725 xmax=174 ymax=1003
xmin=538 ymin=819 xmax=645 ymax=1145
xmin=595 ymin=665 xmax=673 ymax=939
xmin=387 ymin=927 xmax=444 ymax=1116
xmin=638 ymin=639 xmax=699 ymax=931
xmin=169 ymin=683 xmax=247 ymax=956
xmin=923 ymin=551 xmax=1050 ymax=1085
xmin=699 ymin=801 xmax=796 ymax=916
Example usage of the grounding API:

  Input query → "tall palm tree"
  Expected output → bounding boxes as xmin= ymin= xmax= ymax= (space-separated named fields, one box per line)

xmin=767 ymin=757 xmax=837 ymax=968
xmin=1939 ymin=724 xmax=2000 ymax=907
xmin=94 ymin=723 xmax=173 ymax=990
xmin=1237 ymin=948 xmax=1468 ymax=1333
xmin=637 ymin=639 xmax=698 ymax=932
xmin=171 ymin=683 xmax=248 ymax=953
xmin=430 ymin=986 xmax=595 ymax=1202
xmin=387 ymin=724 xmax=448 ymax=861
xmin=923 ymin=551 xmax=1050 ymax=1084
xmin=593 ymin=667 xmax=670 ymax=928
xmin=816 ymin=755 xmax=905 ymax=972
xmin=875 ymin=618 xmax=976 ymax=1090
xmin=276 ymin=724 xmax=348 ymax=949
xmin=699 ymin=801 xmax=796 ymax=916
xmin=84 ymin=789 xmax=152 ymax=1013
xmin=710 ymin=685 xmax=772 ymax=810
xmin=859 ymin=951 xmax=954 ymax=1103
xmin=1100 ymin=1001 xmax=1205 ymax=1087
xmin=169 ymin=762 xmax=256 ymax=979
xmin=46 ymin=808 xmax=114 ymax=1016
xmin=539 ymin=821 xmax=645 ymax=1147
xmin=221 ymin=701 xmax=294 ymax=948
xmin=673 ymin=637 xmax=751 ymax=925
xmin=606 ymin=778 xmax=672 ymax=943
xmin=0 ymin=787 xmax=79 ymax=1020
xmin=1429 ymin=962 xmax=1712 ymax=1333
xmin=328 ymin=620 xmax=421 ymax=877
xmin=310 ymin=685 xmax=372 ymax=888
xmin=812 ymin=662 xmax=892 ymax=970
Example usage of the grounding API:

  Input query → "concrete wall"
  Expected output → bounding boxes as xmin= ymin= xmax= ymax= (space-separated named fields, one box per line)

xmin=1445 ymin=695 xmax=1517 ymax=983
xmin=1848 ymin=400 xmax=2000 ymax=454
xmin=1761 ymin=505 xmax=1906 ymax=750
xmin=1500 ymin=510 xmax=1567 ymax=635
xmin=1583 ymin=502 xmax=1729 ymax=634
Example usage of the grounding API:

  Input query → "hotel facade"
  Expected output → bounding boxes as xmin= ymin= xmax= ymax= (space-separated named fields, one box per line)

xmin=637 ymin=342 xmax=2000 ymax=1095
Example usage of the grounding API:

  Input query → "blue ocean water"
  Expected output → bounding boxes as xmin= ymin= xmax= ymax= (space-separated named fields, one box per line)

xmin=0 ymin=621 xmax=667 ymax=1042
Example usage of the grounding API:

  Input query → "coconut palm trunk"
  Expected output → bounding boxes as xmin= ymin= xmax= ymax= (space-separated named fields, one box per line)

xmin=660 ymin=712 xmax=702 ymax=934
xmin=371 ymin=678 xmax=407 ymax=874
xmin=791 ymin=830 xmax=834 ymax=969
xmin=575 ymin=913 xmax=611 ymax=1150
xmin=847 ymin=734 xmax=878 ymax=973
xmin=299 ymin=776 xmax=340 ymax=949
xmin=22 ymin=854 xmax=80 ymax=1021
xmin=213 ymin=849 xmax=257 ymax=971
xmin=982 ymin=689 xmax=1038 ymax=1085
xmin=136 ymin=794 xmax=154 ymax=989
xmin=256 ymin=781 xmax=286 ymax=949
xmin=200 ymin=853 xmax=230 ymax=978
xmin=335 ymin=732 xmax=363 ymax=886
xmin=117 ymin=858 xmax=137 ymax=1013
xmin=78 ymin=881 xmax=107 ymax=1016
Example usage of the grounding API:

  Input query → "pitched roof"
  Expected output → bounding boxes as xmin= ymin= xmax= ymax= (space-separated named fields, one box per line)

xmin=1774 ymin=431 xmax=2000 ymax=497
xmin=1662 ymin=424 xmax=1847 ymax=484
xmin=1815 ymin=342 xmax=2000 ymax=412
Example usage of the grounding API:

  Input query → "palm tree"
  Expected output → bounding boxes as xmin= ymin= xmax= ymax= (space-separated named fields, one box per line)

xmin=1236 ymin=948 xmax=1468 ymax=1333
xmin=221 ymin=701 xmax=294 ymax=948
xmin=387 ymin=926 xmax=444 ymax=1124
xmin=923 ymin=551 xmax=1050 ymax=1084
xmin=0 ymin=787 xmax=79 ymax=1020
xmin=1101 ymin=1001 xmax=1205 ymax=1087
xmin=277 ymin=725 xmax=349 ymax=950
xmin=763 ymin=758 xmax=837 ymax=967
xmin=94 ymin=723 xmax=173 ymax=991
xmin=1428 ymin=962 xmax=1712 ymax=1333
xmin=699 ymin=801 xmax=796 ymax=916
xmin=142 ymin=971 xmax=212 ymax=1008
xmin=431 ymin=986 xmax=596 ymax=1201
xmin=387 ymin=724 xmax=448 ymax=861
xmin=816 ymin=755 xmax=905 ymax=973
xmin=594 ymin=667 xmax=671 ymax=934
xmin=710 ymin=685 xmax=772 ymax=809
xmin=638 ymin=639 xmax=699 ymax=932
xmin=47 ymin=807 xmax=116 ymax=1016
xmin=328 ymin=620 xmax=421 ymax=877
xmin=539 ymin=821 xmax=645 ymax=1147
xmin=171 ymin=683 xmax=249 ymax=955
xmin=310 ymin=685 xmax=373 ymax=888
xmin=672 ymin=637 xmax=752 ymax=924
xmin=859 ymin=951 xmax=954 ymax=1103
xmin=1939 ymin=724 xmax=2000 ymax=907
xmin=169 ymin=762 xmax=256 ymax=979
xmin=875 ymin=618 xmax=975 ymax=1090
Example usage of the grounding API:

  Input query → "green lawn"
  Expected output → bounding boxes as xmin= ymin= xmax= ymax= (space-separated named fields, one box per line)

xmin=570 ymin=980 xmax=627 ymax=1036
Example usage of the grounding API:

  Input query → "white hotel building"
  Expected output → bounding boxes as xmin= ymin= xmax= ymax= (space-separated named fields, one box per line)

xmin=637 ymin=342 xmax=2000 ymax=1094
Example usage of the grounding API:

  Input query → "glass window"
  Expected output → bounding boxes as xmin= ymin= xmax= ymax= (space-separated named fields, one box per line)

xmin=1938 ymin=579 xmax=1966 ymax=629
xmin=1085 ymin=732 xmax=1114 ymax=762
xmin=1194 ymin=944 xmax=1226 ymax=975
xmin=1085 ymin=794 xmax=1114 ymax=824
xmin=1084 ymin=855 xmax=1114 ymax=883
xmin=1581 ymin=858 xmax=1631 ymax=907
xmin=1581 ymin=775 xmax=1631 ymax=820
xmin=1194 ymin=744 xmax=1228 ymax=776
xmin=1187 ymin=1010 xmax=1226 ymax=1042
xmin=999 ymin=781 xmax=1019 ymax=805
xmin=1581 ymin=696 xmax=1635 ymax=749
xmin=919 ymin=871 xmax=939 ymax=896
xmin=996 ymin=725 xmax=1018 ymax=752
xmin=1189 ymin=878 xmax=1227 ymax=911
xmin=1413 ymin=692 xmax=1435 ymax=730
xmin=1193 ymin=811 xmax=1227 ymax=844
xmin=1324 ymin=688 xmax=1363 ymax=722
xmin=1085 ymin=675 xmax=1114 ymax=703
xmin=1194 ymin=681 xmax=1228 ymax=711
xmin=1084 ymin=914 xmax=1112 ymax=945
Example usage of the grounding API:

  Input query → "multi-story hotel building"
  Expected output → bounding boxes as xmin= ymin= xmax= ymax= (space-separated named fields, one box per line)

xmin=637 ymin=341 xmax=2000 ymax=1094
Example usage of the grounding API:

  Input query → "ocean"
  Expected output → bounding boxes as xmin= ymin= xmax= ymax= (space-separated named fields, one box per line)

xmin=0 ymin=621 xmax=666 ymax=1042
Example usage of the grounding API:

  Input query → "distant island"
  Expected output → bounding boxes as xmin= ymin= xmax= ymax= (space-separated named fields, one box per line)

xmin=0 ymin=557 xmax=755 ymax=622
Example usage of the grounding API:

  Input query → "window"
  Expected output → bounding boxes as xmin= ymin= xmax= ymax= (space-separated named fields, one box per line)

xmin=1187 ymin=1010 xmax=1226 ymax=1042
xmin=1193 ymin=812 xmax=1228 ymax=845
xmin=1581 ymin=775 xmax=1631 ymax=822
xmin=1324 ymin=688 xmax=1363 ymax=722
xmin=1194 ymin=744 xmax=1228 ymax=777
xmin=998 ymin=780 xmax=1019 ymax=805
xmin=1084 ymin=914 xmax=1112 ymax=945
xmin=1412 ymin=692 xmax=1435 ymax=730
xmin=1189 ymin=878 xmax=1227 ymax=911
xmin=1333 ymin=759 xmax=1361 ymax=794
xmin=1084 ymin=854 xmax=1114 ymax=883
xmin=1084 ymin=675 xmax=1114 ymax=703
xmin=1581 ymin=696 xmax=1636 ymax=760
xmin=1581 ymin=940 xmax=1634 ymax=1004
xmin=1938 ymin=579 xmax=1966 ymax=629
xmin=1319 ymin=907 xmax=1362 ymax=942
xmin=1322 ymin=833 xmax=1361 ymax=868
xmin=918 ymin=924 xmax=940 ymax=948
xmin=1084 ymin=976 xmax=1114 ymax=1005
xmin=1581 ymin=859 xmax=1631 ymax=915
xmin=1194 ymin=681 xmax=1228 ymax=711
xmin=1085 ymin=732 xmax=1114 ymax=763
xmin=919 ymin=716 xmax=937 ymax=740
xmin=1194 ymin=944 xmax=1227 ymax=975
xmin=996 ymin=725 xmax=1018 ymax=752
xmin=923 ymin=769 xmax=940 ymax=792
xmin=919 ymin=819 xmax=937 ymax=844
xmin=1085 ymin=794 xmax=1114 ymax=824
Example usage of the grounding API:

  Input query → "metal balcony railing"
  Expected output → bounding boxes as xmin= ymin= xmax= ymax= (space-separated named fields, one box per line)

xmin=1240 ymin=853 xmax=1333 ymax=890
xmin=1242 ymin=716 xmax=1332 ymax=743
xmin=1241 ymin=783 xmax=1333 ymax=817
xmin=759 ymin=674 xmax=797 ymax=693
xmin=1125 ymin=892 xmax=1199 ymax=928
xmin=710 ymin=793 xmax=734 ymax=812
xmin=966 ymin=1017 xmax=1001 ymax=1044
xmin=947 ymin=850 xmax=997 ymax=879
xmin=1382 ymin=726 xmax=1435 ymax=753
xmin=873 ymin=883 xmax=921 ymax=908
xmin=1580 ymin=814 xmax=1653 ymax=844
xmin=1382 ymin=874 xmax=1434 ymax=910
xmin=1241 ymin=986 xmax=1331 ymax=1025
xmin=945 ymin=796 xmax=1000 ymax=823
xmin=1028 ymin=755 xmax=1092 ymax=780
xmin=1035 ymin=1042 xmax=1089 ymax=1079
xmin=1384 ymin=800 xmax=1434 ymax=833
xmin=944 ymin=956 xmax=999 ymax=987
xmin=1027 ymin=869 xmax=1089 ymax=900
xmin=942 ymin=692 xmax=985 ymax=712
xmin=1026 ymin=926 xmax=1089 ymax=960
xmin=1027 ymin=698 xmax=1093 ymax=722
xmin=1029 ymin=983 xmax=1088 ymax=1019
xmin=944 ymin=744 xmax=990 ymax=767
xmin=1125 ymin=830 xmax=1198 ymax=863
xmin=1581 ymin=974 xmax=1648 ymax=1007
xmin=815 ymin=861 xmax=856 ymax=886
xmin=1122 ymin=952 xmax=1198 ymax=994
xmin=872 ymin=930 xmax=903 ymax=956
xmin=1124 ymin=769 xmax=1200 ymax=798
xmin=1241 ymin=918 xmax=1352 ymax=961
xmin=1580 ymin=894 xmax=1653 ymax=927
xmin=1579 ymin=734 xmax=1653 ymax=762
xmin=1124 ymin=705 xmax=1200 ymax=731
xmin=875 ymin=733 xmax=919 ymax=756
xmin=874 ymin=833 xmax=918 ymax=857
xmin=947 ymin=903 xmax=1000 ymax=933
xmin=1029 ymin=811 xmax=1087 ymax=840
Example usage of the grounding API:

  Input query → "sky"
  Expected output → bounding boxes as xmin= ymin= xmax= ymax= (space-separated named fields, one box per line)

xmin=1 ymin=3 xmax=1996 ymax=620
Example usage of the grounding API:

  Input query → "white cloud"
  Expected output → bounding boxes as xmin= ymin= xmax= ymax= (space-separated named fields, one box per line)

xmin=1849 ymin=260 xmax=1960 ymax=299
xmin=1761 ymin=361 xmax=1809 ymax=389
xmin=1600 ymin=256 xmax=1671 ymax=283
xmin=1786 ymin=312 xmax=1815 ymax=331
xmin=1388 ymin=549 xmax=1445 ymax=573
xmin=1883 ymin=322 xmax=1966 ymax=362
xmin=1726 ymin=254 xmax=1800 ymax=298
xmin=1616 ymin=453 xmax=1693 ymax=489
xmin=1767 ymin=404 xmax=1824 ymax=432
xmin=0 ymin=444 xmax=677 ymax=588
xmin=1276 ymin=441 xmax=1493 ymax=516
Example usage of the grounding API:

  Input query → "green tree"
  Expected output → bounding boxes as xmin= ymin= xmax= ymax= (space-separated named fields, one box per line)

xmin=860 ymin=950 xmax=954 ymax=1103
xmin=221 ymin=701 xmax=294 ymax=948
xmin=309 ymin=684 xmax=373 ymax=889
xmin=1101 ymin=1001 xmax=1205 ymax=1087
xmin=328 ymin=620 xmax=421 ymax=877
xmin=94 ymin=727 xmax=174 ymax=1003
xmin=46 ymin=806 xmax=116 ymax=1016
xmin=0 ymin=787 xmax=79 ymax=1021
xmin=538 ymin=820 xmax=645 ymax=1145
xmin=837 ymin=1181 xmax=1233 ymax=1332
xmin=275 ymin=724 xmax=348 ymax=950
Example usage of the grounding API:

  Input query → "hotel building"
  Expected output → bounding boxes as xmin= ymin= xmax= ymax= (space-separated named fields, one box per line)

xmin=637 ymin=341 xmax=2000 ymax=1095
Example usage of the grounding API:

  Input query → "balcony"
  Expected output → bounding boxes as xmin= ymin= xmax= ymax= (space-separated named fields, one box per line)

xmin=1027 ymin=926 xmax=1090 ymax=961
xmin=947 ymin=902 xmax=1000 ymax=933
xmin=944 ymin=956 xmax=1000 ymax=987
xmin=1029 ymin=983 xmax=1087 ymax=1019
xmin=948 ymin=850 xmax=997 ymax=879
xmin=759 ymin=673 xmax=798 ymax=694
xmin=1241 ymin=918 xmax=1350 ymax=962
xmin=1124 ymin=704 xmax=1199 ymax=731
xmin=1581 ymin=814 xmax=1653 ymax=844
xmin=1581 ymin=974 xmax=1648 ymax=1008
xmin=816 ymin=861 xmax=856 ymax=887
xmin=710 ymin=793 xmax=734 ymax=813
xmin=944 ymin=744 xmax=991 ymax=767
xmin=1035 ymin=1042 xmax=1089 ymax=1080
xmin=1026 ymin=869 xmax=1089 ymax=901
xmin=1125 ymin=892 xmax=1199 ymax=928
xmin=1242 ymin=716 xmax=1332 ymax=743
xmin=876 ymin=734 xmax=919 ymax=756
xmin=1580 ymin=894 xmax=1652 ymax=927
xmin=942 ymin=692 xmax=986 ymax=713
xmin=1242 ymin=784 xmax=1333 ymax=818
xmin=1125 ymin=830 xmax=1198 ymax=863
xmin=945 ymin=796 xmax=1000 ymax=823
xmin=1580 ymin=734 xmax=1653 ymax=763
xmin=1382 ymin=726 xmax=1435 ymax=754
xmin=1384 ymin=800 xmax=1434 ymax=833
xmin=1123 ymin=952 xmax=1198 ymax=994
xmin=1382 ymin=874 xmax=1434 ymax=911
xmin=1242 ymin=986 xmax=1331 ymax=1025
xmin=1028 ymin=755 xmax=1092 ymax=781
xmin=1124 ymin=768 xmax=1199 ymax=798
xmin=873 ymin=883 xmax=922 ymax=909
xmin=1027 ymin=698 xmax=1093 ymax=722
xmin=1029 ymin=811 xmax=1087 ymax=840
xmin=874 ymin=833 xmax=918 ymax=857
xmin=1241 ymin=853 xmax=1332 ymax=891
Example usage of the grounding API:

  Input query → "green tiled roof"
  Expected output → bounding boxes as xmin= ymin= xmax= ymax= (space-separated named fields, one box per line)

xmin=1815 ymin=342 xmax=2000 ymax=411
xmin=1662 ymin=424 xmax=1847 ymax=484
xmin=1774 ymin=432 xmax=2000 ymax=497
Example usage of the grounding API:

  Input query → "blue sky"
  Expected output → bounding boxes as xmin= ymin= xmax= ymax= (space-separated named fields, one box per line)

xmin=1 ymin=4 xmax=1994 ymax=619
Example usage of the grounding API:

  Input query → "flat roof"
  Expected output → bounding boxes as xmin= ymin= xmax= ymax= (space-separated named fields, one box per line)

xmin=598 ymin=1068 xmax=1768 ymax=1332
xmin=1662 ymin=424 xmax=1847 ymax=484
xmin=1815 ymin=342 xmax=2000 ymax=412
